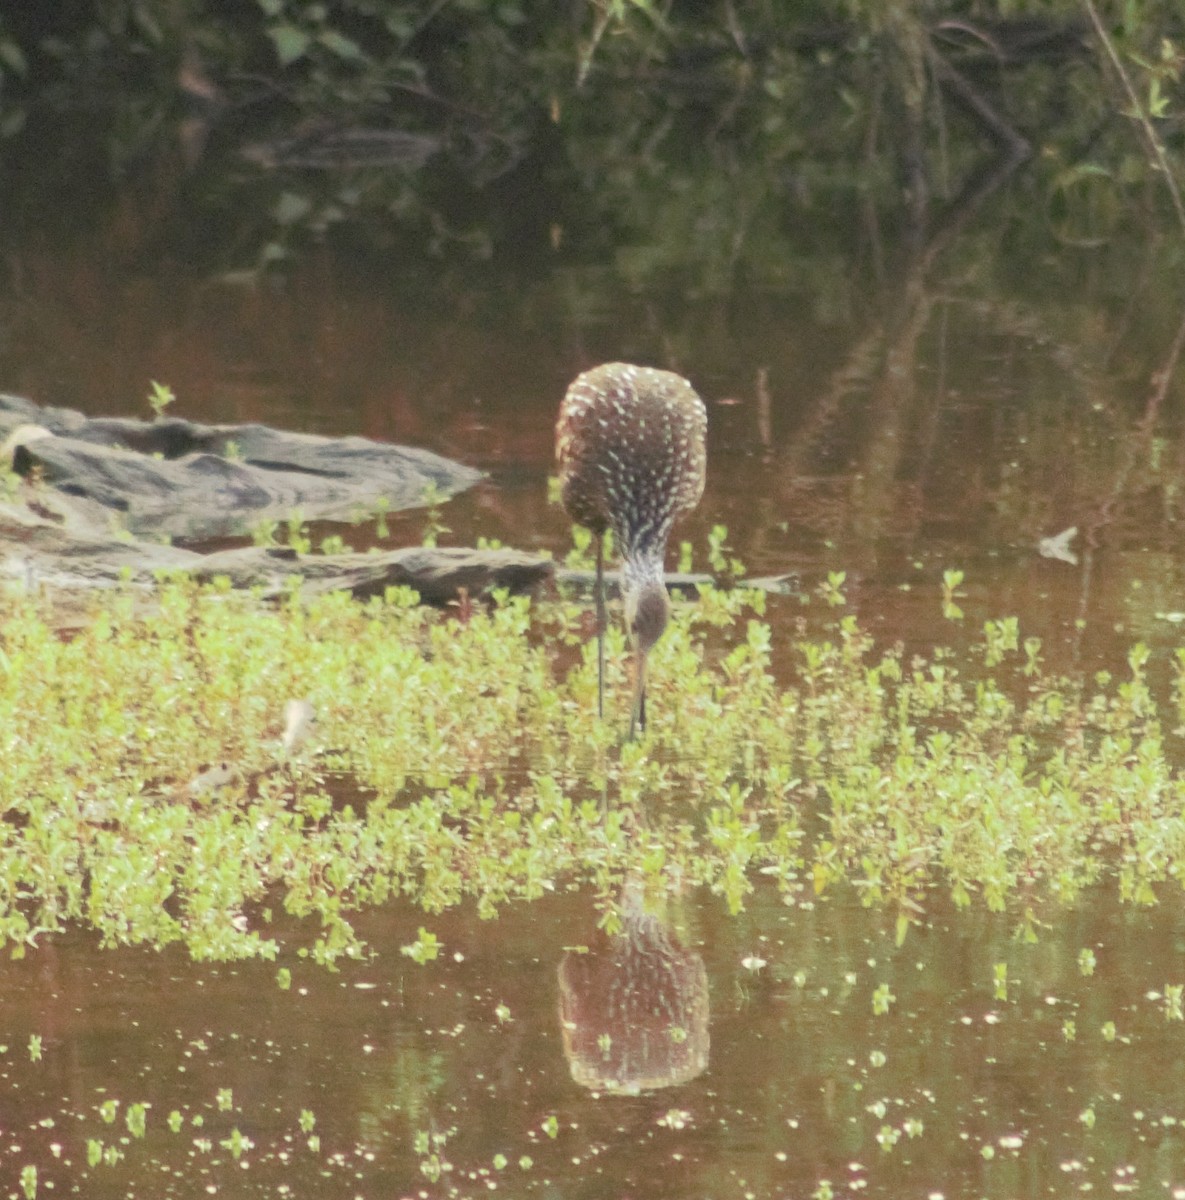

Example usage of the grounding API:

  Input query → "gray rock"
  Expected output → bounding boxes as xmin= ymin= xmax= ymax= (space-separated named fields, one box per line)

xmin=0 ymin=395 xmax=482 ymax=540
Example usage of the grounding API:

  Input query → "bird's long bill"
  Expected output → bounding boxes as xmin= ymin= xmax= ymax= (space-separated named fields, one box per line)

xmin=595 ymin=534 xmax=605 ymax=720
xmin=626 ymin=648 xmax=648 ymax=742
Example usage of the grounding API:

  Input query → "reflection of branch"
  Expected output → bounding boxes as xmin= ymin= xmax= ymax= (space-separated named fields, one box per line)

xmin=954 ymin=296 xmax=1102 ymax=402
xmin=778 ymin=112 xmax=1032 ymax=551
xmin=918 ymin=119 xmax=1029 ymax=272
xmin=1072 ymin=299 xmax=1185 ymax=658
xmin=862 ymin=63 xmax=887 ymax=289
xmin=781 ymin=326 xmax=884 ymax=476
xmin=927 ymin=48 xmax=1031 ymax=163
xmin=1081 ymin=0 xmax=1185 ymax=237
xmin=785 ymin=140 xmax=1027 ymax=474
xmin=1089 ymin=300 xmax=1185 ymax=543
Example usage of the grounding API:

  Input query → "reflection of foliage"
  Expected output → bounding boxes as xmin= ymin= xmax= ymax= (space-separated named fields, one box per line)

xmin=0 ymin=14 xmax=27 ymax=107
xmin=0 ymin=3 xmax=1179 ymax=280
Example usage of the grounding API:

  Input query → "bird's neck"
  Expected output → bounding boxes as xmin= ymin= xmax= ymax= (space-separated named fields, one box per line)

xmin=621 ymin=549 xmax=666 ymax=595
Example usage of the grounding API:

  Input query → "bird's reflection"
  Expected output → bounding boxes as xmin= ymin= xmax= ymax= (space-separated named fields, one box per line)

xmin=557 ymin=878 xmax=709 ymax=1094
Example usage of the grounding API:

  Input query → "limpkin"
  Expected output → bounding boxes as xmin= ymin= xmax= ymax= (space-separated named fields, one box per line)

xmin=556 ymin=362 xmax=707 ymax=739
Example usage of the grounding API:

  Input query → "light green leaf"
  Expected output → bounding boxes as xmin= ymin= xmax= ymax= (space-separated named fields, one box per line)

xmin=268 ymin=24 xmax=312 ymax=66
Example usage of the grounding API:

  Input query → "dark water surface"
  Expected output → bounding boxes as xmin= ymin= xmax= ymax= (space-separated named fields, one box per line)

xmin=5 ymin=124 xmax=1185 ymax=1197
xmin=3 ymin=886 xmax=1185 ymax=1197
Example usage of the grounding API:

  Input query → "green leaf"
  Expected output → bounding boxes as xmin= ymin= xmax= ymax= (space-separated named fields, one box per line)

xmin=274 ymin=191 xmax=312 ymax=225
xmin=318 ymin=29 xmax=364 ymax=60
xmin=268 ymin=24 xmax=312 ymax=66
xmin=895 ymin=911 xmax=910 ymax=946
xmin=0 ymin=39 xmax=27 ymax=75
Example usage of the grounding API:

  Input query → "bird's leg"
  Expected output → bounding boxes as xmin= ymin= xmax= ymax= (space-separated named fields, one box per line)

xmin=626 ymin=649 xmax=647 ymax=743
xmin=595 ymin=532 xmax=605 ymax=720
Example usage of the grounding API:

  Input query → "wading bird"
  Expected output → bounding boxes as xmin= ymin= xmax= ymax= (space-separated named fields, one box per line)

xmin=556 ymin=362 xmax=707 ymax=739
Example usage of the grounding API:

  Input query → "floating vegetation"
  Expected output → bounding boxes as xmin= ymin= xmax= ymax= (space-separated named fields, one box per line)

xmin=3 ymin=568 xmax=1185 ymax=963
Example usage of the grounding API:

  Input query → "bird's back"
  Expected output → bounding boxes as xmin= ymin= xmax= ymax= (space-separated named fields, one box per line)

xmin=556 ymin=363 xmax=706 ymax=557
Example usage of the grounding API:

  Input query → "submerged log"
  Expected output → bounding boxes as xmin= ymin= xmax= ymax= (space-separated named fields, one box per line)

xmin=0 ymin=500 xmax=552 ymax=604
xmin=553 ymin=567 xmax=713 ymax=596
xmin=190 ymin=544 xmax=554 ymax=603
xmin=0 ymin=499 xmax=196 ymax=588
xmin=0 ymin=395 xmax=483 ymax=541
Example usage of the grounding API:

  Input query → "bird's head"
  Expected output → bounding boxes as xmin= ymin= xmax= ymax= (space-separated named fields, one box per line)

xmin=624 ymin=578 xmax=670 ymax=742
xmin=624 ymin=578 xmax=671 ymax=655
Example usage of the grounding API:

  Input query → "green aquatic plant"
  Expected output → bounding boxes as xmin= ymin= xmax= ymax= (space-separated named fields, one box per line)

xmin=285 ymin=511 xmax=312 ymax=555
xmin=373 ymin=497 xmax=390 ymax=540
xmin=563 ymin=523 xmax=596 ymax=569
xmin=319 ymin=534 xmax=349 ymax=555
xmin=4 ymin=558 xmax=1185 ymax=963
xmin=126 ymin=1103 xmax=147 ymax=1138
xmin=251 ymin=518 xmax=280 ymax=548
xmin=418 ymin=482 xmax=451 ymax=548
xmin=146 ymin=381 xmax=175 ymax=421
xmin=400 ymin=927 xmax=440 ymax=964
xmin=941 ymin=568 xmax=964 ymax=622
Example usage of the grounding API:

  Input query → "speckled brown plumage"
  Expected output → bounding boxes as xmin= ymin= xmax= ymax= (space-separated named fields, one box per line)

xmin=556 ymin=362 xmax=707 ymax=737
xmin=557 ymin=363 xmax=706 ymax=568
